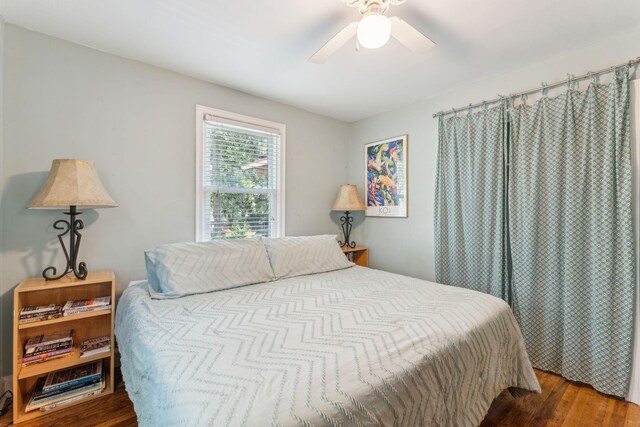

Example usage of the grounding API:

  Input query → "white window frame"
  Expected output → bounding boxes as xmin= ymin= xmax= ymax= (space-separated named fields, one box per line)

xmin=195 ymin=105 xmax=286 ymax=241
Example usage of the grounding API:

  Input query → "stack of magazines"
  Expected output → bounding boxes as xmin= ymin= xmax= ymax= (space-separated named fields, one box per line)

xmin=25 ymin=361 xmax=105 ymax=412
xmin=79 ymin=336 xmax=111 ymax=358
xmin=62 ymin=297 xmax=111 ymax=316
xmin=19 ymin=304 xmax=62 ymax=324
xmin=22 ymin=330 xmax=74 ymax=366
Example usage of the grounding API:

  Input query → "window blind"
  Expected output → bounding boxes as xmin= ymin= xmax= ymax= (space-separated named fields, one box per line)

xmin=201 ymin=115 xmax=282 ymax=240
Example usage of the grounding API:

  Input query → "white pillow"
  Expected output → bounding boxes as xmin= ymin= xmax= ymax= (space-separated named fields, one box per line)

xmin=145 ymin=238 xmax=274 ymax=299
xmin=264 ymin=235 xmax=354 ymax=279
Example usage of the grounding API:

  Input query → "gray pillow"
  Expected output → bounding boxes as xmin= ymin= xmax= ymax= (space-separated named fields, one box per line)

xmin=264 ymin=235 xmax=354 ymax=279
xmin=145 ymin=238 xmax=274 ymax=299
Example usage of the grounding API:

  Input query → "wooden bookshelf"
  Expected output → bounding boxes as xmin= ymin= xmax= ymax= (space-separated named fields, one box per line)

xmin=12 ymin=271 xmax=115 ymax=424
xmin=18 ymin=309 xmax=111 ymax=330
xmin=18 ymin=349 xmax=112 ymax=380
xmin=342 ymin=246 xmax=369 ymax=267
xmin=13 ymin=375 xmax=112 ymax=424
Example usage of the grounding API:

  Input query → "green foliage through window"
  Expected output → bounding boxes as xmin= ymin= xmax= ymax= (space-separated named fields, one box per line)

xmin=210 ymin=192 xmax=270 ymax=239
xmin=204 ymin=124 xmax=279 ymax=240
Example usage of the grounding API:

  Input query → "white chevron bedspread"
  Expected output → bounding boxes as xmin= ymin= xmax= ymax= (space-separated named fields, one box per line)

xmin=115 ymin=266 xmax=540 ymax=426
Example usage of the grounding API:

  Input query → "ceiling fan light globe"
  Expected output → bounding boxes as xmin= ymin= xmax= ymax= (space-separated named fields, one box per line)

xmin=357 ymin=14 xmax=391 ymax=49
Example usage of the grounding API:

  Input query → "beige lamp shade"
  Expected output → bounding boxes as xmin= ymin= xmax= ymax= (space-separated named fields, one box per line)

xmin=332 ymin=184 xmax=365 ymax=211
xmin=28 ymin=159 xmax=118 ymax=209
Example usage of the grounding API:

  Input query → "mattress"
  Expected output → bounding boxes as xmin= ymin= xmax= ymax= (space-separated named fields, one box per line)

xmin=115 ymin=266 xmax=540 ymax=426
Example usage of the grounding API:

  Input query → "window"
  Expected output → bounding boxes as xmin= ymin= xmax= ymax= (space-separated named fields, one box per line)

xmin=196 ymin=106 xmax=285 ymax=241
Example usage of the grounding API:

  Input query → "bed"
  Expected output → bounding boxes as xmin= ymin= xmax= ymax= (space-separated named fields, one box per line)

xmin=115 ymin=264 xmax=540 ymax=426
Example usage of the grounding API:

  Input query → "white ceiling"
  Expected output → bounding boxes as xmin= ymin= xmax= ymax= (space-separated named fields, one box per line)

xmin=2 ymin=0 xmax=640 ymax=122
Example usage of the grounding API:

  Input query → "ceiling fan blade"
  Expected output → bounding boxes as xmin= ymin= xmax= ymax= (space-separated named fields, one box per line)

xmin=390 ymin=16 xmax=435 ymax=54
xmin=309 ymin=22 xmax=358 ymax=64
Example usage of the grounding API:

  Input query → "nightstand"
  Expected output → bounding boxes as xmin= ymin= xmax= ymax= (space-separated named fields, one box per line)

xmin=12 ymin=271 xmax=115 ymax=423
xmin=342 ymin=246 xmax=369 ymax=267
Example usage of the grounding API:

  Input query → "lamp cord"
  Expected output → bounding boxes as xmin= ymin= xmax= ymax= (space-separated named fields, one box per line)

xmin=0 ymin=390 xmax=13 ymax=422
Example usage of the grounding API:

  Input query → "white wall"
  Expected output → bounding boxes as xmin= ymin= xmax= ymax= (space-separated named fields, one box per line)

xmin=2 ymin=19 xmax=640 ymax=380
xmin=0 ymin=25 xmax=349 ymax=376
xmin=0 ymin=16 xmax=4 ymax=391
xmin=347 ymin=26 xmax=640 ymax=281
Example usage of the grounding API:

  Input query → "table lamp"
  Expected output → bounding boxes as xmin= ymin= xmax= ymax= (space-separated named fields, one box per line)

xmin=28 ymin=159 xmax=118 ymax=280
xmin=331 ymin=184 xmax=365 ymax=248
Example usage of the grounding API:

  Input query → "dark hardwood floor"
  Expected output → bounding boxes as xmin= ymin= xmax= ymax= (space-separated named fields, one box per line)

xmin=1 ymin=369 xmax=638 ymax=426
xmin=480 ymin=370 xmax=640 ymax=427
xmin=0 ymin=370 xmax=136 ymax=427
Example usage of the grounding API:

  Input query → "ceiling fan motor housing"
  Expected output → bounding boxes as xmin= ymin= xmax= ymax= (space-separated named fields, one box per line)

xmin=360 ymin=1 xmax=388 ymax=15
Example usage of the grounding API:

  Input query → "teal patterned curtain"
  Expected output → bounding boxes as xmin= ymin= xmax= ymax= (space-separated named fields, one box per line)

xmin=434 ymin=105 xmax=509 ymax=299
xmin=508 ymin=67 xmax=635 ymax=397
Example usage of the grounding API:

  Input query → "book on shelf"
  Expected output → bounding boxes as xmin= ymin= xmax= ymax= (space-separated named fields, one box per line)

xmin=39 ymin=388 xmax=105 ymax=412
xmin=42 ymin=360 xmax=102 ymax=393
xmin=19 ymin=313 xmax=63 ymax=324
xmin=23 ymin=345 xmax=73 ymax=365
xmin=33 ymin=376 xmax=102 ymax=401
xmin=22 ymin=330 xmax=74 ymax=366
xmin=20 ymin=307 xmax=62 ymax=319
xmin=25 ymin=340 xmax=72 ymax=356
xmin=20 ymin=304 xmax=58 ymax=316
xmin=22 ymin=351 xmax=72 ymax=366
xmin=80 ymin=336 xmax=111 ymax=358
xmin=25 ymin=330 xmax=73 ymax=350
xmin=63 ymin=304 xmax=112 ymax=316
xmin=19 ymin=306 xmax=63 ymax=324
xmin=62 ymin=297 xmax=110 ymax=315
xmin=20 ymin=309 xmax=62 ymax=319
xmin=25 ymin=373 xmax=105 ymax=412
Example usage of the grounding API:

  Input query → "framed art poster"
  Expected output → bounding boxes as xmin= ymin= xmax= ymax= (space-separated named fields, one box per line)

xmin=364 ymin=135 xmax=407 ymax=217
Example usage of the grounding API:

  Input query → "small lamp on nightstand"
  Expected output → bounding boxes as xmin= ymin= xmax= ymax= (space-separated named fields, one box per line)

xmin=332 ymin=184 xmax=365 ymax=248
xmin=28 ymin=159 xmax=118 ymax=281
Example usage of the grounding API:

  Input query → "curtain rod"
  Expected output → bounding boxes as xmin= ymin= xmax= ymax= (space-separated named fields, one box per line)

xmin=432 ymin=56 xmax=640 ymax=118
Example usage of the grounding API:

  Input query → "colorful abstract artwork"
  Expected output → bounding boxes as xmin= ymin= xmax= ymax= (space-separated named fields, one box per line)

xmin=364 ymin=135 xmax=407 ymax=217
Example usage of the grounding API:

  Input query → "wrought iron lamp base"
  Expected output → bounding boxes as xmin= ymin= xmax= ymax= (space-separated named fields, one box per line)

xmin=42 ymin=205 xmax=88 ymax=281
xmin=338 ymin=210 xmax=357 ymax=248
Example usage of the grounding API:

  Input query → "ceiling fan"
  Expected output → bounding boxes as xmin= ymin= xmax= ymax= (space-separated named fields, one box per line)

xmin=309 ymin=0 xmax=435 ymax=64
